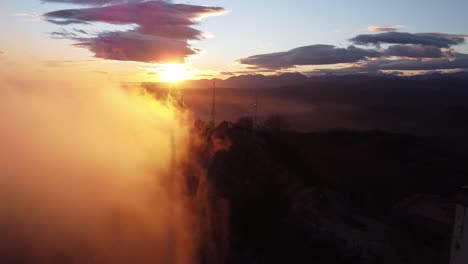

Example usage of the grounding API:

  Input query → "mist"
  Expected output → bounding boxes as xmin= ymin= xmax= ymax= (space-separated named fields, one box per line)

xmin=0 ymin=74 xmax=198 ymax=264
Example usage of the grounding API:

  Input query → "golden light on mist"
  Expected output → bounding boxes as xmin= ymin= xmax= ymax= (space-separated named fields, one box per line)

xmin=159 ymin=64 xmax=188 ymax=83
xmin=0 ymin=73 xmax=201 ymax=264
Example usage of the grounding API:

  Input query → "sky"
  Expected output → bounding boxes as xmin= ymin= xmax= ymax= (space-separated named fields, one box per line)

xmin=1 ymin=0 xmax=468 ymax=82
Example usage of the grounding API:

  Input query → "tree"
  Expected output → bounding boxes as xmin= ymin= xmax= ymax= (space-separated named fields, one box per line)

xmin=235 ymin=116 xmax=254 ymax=130
xmin=262 ymin=114 xmax=290 ymax=133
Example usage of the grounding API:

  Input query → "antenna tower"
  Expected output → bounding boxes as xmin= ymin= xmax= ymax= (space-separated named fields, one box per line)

xmin=211 ymin=80 xmax=216 ymax=129
xmin=253 ymin=91 xmax=258 ymax=131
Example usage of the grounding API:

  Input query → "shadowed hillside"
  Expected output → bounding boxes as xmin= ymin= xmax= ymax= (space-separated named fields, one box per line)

xmin=193 ymin=118 xmax=468 ymax=264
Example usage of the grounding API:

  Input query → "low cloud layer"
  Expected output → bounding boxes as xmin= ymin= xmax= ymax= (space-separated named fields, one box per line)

xmin=360 ymin=53 xmax=468 ymax=71
xmin=0 ymin=72 xmax=200 ymax=263
xmin=311 ymin=53 xmax=468 ymax=75
xmin=239 ymin=31 xmax=468 ymax=73
xmin=43 ymin=0 xmax=225 ymax=63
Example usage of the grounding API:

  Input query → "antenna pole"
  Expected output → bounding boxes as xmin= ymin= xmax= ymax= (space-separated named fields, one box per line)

xmin=253 ymin=91 xmax=258 ymax=131
xmin=211 ymin=80 xmax=216 ymax=129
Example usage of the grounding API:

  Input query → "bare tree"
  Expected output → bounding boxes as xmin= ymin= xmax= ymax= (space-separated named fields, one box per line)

xmin=262 ymin=114 xmax=290 ymax=133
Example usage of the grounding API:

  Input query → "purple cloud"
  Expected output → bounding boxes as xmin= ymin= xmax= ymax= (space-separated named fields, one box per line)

xmin=42 ymin=0 xmax=144 ymax=6
xmin=44 ymin=1 xmax=224 ymax=26
xmin=74 ymin=31 xmax=195 ymax=63
xmin=383 ymin=44 xmax=447 ymax=58
xmin=43 ymin=0 xmax=225 ymax=63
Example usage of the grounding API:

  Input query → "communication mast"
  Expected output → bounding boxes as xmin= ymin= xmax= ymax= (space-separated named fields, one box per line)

xmin=252 ymin=91 xmax=258 ymax=131
xmin=211 ymin=80 xmax=216 ymax=129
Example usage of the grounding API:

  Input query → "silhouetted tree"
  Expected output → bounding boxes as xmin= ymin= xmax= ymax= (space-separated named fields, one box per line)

xmin=235 ymin=116 xmax=254 ymax=130
xmin=262 ymin=114 xmax=290 ymax=133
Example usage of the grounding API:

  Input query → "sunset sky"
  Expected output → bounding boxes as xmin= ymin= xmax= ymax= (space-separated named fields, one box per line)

xmin=1 ymin=0 xmax=468 ymax=82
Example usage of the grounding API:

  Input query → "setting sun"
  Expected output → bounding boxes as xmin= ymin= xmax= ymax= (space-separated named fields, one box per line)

xmin=159 ymin=64 xmax=187 ymax=83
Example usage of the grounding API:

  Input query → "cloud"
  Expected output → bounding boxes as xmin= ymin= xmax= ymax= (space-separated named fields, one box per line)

xmin=239 ymin=45 xmax=381 ymax=69
xmin=314 ymin=53 xmax=468 ymax=74
xmin=74 ymin=28 xmax=88 ymax=34
xmin=368 ymin=25 xmax=404 ymax=32
xmin=220 ymin=68 xmax=277 ymax=76
xmin=44 ymin=1 xmax=224 ymax=26
xmin=50 ymin=28 xmax=88 ymax=39
xmin=43 ymin=0 xmax=225 ymax=63
xmin=135 ymin=25 xmax=204 ymax=40
xmin=383 ymin=44 xmax=448 ymax=58
xmin=11 ymin=13 xmax=42 ymax=18
xmin=10 ymin=12 xmax=42 ymax=22
xmin=42 ymin=0 xmax=144 ymax=6
xmin=239 ymin=31 xmax=468 ymax=73
xmin=351 ymin=32 xmax=467 ymax=48
xmin=41 ymin=59 xmax=96 ymax=68
xmin=46 ymin=18 xmax=90 ymax=25
xmin=73 ymin=31 xmax=196 ymax=63
xmin=0 ymin=73 xmax=198 ymax=264
xmin=363 ymin=53 xmax=468 ymax=71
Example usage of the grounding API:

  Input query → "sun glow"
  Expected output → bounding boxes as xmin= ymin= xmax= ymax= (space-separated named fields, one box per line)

xmin=159 ymin=64 xmax=187 ymax=82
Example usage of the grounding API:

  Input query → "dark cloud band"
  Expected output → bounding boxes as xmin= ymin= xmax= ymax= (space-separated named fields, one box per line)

xmin=383 ymin=44 xmax=447 ymax=58
xmin=239 ymin=45 xmax=381 ymax=69
xmin=350 ymin=32 xmax=466 ymax=48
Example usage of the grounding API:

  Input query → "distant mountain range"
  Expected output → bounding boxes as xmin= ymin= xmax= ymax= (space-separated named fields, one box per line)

xmin=178 ymin=71 xmax=468 ymax=89
xmin=134 ymin=70 xmax=468 ymax=139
